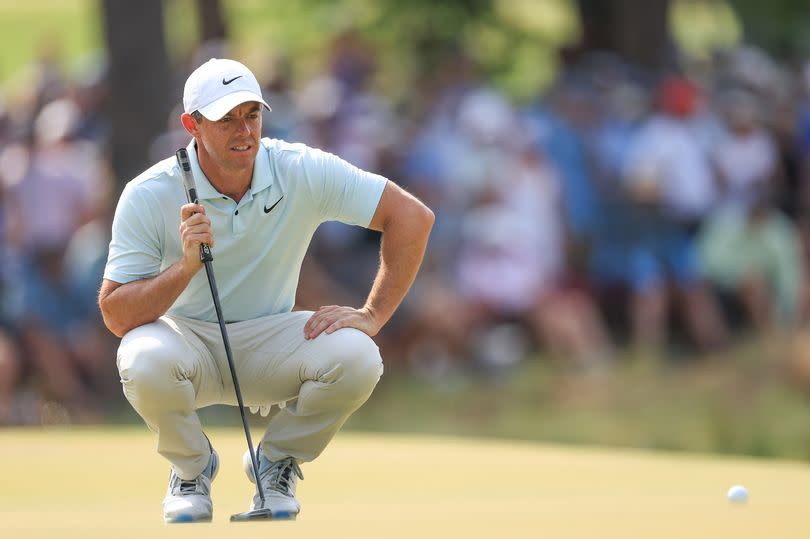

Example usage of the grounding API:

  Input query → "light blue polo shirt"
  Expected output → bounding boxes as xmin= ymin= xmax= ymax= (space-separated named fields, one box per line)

xmin=104 ymin=138 xmax=387 ymax=323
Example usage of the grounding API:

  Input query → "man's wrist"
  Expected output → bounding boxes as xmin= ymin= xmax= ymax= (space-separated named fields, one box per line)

xmin=177 ymin=256 xmax=203 ymax=280
xmin=361 ymin=304 xmax=385 ymax=333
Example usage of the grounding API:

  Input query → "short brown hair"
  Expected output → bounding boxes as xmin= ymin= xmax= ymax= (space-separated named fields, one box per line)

xmin=191 ymin=110 xmax=203 ymax=123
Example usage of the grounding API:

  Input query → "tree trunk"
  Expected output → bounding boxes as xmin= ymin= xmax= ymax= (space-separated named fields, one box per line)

xmin=575 ymin=0 xmax=677 ymax=71
xmin=101 ymin=0 xmax=172 ymax=193
xmin=197 ymin=0 xmax=228 ymax=43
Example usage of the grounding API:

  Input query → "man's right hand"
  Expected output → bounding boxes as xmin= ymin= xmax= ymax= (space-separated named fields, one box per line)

xmin=179 ymin=203 xmax=214 ymax=274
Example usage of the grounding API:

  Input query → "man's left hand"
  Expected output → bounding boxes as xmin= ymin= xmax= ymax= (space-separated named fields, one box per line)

xmin=304 ymin=306 xmax=380 ymax=340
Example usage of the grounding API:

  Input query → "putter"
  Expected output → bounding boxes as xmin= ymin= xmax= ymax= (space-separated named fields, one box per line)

xmin=176 ymin=148 xmax=281 ymax=522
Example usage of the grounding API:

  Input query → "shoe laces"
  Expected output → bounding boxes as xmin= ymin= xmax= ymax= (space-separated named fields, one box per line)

xmin=178 ymin=478 xmax=199 ymax=495
xmin=260 ymin=457 xmax=303 ymax=496
xmin=171 ymin=452 xmax=215 ymax=496
xmin=169 ymin=471 xmax=205 ymax=496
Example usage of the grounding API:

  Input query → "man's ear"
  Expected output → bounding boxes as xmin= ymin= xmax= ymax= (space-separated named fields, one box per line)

xmin=180 ymin=113 xmax=198 ymax=135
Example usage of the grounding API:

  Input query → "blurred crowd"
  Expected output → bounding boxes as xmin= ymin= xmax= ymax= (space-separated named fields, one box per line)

xmin=3 ymin=32 xmax=810 ymax=424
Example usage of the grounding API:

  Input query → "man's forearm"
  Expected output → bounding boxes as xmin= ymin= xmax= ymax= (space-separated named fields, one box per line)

xmin=100 ymin=261 xmax=199 ymax=337
xmin=363 ymin=206 xmax=433 ymax=331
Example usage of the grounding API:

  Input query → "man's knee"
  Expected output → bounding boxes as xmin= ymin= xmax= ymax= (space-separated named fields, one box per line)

xmin=326 ymin=329 xmax=383 ymax=402
xmin=117 ymin=327 xmax=190 ymax=404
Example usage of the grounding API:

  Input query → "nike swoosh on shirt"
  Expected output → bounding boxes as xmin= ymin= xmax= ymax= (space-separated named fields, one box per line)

xmin=222 ymin=76 xmax=243 ymax=85
xmin=264 ymin=196 xmax=283 ymax=213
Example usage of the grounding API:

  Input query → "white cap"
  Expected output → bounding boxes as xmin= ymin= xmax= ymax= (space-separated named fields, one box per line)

xmin=183 ymin=58 xmax=271 ymax=121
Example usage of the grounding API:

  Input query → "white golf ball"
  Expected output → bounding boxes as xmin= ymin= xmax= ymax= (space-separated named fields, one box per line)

xmin=727 ymin=485 xmax=748 ymax=504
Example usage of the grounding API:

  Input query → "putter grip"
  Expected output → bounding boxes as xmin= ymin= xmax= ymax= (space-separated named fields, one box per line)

xmin=175 ymin=148 xmax=213 ymax=262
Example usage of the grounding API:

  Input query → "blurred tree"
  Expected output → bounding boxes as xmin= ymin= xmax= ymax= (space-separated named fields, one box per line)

xmin=102 ymin=0 xmax=172 ymax=193
xmin=573 ymin=0 xmax=677 ymax=70
xmin=365 ymin=0 xmax=678 ymax=92
xmin=368 ymin=0 xmax=675 ymax=70
xmin=727 ymin=0 xmax=810 ymax=59
xmin=197 ymin=0 xmax=228 ymax=42
xmin=375 ymin=0 xmax=494 ymax=71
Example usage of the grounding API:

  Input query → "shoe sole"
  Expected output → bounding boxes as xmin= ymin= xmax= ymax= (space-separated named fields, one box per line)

xmin=164 ymin=514 xmax=213 ymax=524
xmin=231 ymin=509 xmax=297 ymax=521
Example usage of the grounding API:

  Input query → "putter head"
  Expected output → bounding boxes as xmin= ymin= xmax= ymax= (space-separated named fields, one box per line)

xmin=230 ymin=508 xmax=296 ymax=522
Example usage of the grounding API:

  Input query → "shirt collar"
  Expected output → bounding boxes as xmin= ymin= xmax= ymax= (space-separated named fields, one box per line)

xmin=185 ymin=139 xmax=274 ymax=200
xmin=249 ymin=140 xmax=273 ymax=195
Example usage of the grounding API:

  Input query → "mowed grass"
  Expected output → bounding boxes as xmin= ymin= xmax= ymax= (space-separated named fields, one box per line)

xmin=0 ymin=427 xmax=808 ymax=538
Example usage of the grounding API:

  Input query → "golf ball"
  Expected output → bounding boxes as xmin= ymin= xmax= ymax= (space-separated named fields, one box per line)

xmin=727 ymin=485 xmax=748 ymax=504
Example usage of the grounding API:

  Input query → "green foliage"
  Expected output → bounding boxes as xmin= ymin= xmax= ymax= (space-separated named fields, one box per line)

xmin=218 ymin=0 xmax=576 ymax=101
xmin=1 ymin=0 xmax=807 ymax=95
xmin=727 ymin=0 xmax=810 ymax=58
xmin=0 ymin=0 xmax=100 ymax=85
xmin=669 ymin=0 xmax=742 ymax=60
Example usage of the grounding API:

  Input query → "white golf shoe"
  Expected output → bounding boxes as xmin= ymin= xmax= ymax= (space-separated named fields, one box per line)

xmin=243 ymin=446 xmax=303 ymax=519
xmin=163 ymin=448 xmax=219 ymax=523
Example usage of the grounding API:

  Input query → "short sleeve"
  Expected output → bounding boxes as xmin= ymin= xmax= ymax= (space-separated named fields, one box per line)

xmin=103 ymin=184 xmax=164 ymax=284
xmin=303 ymin=148 xmax=387 ymax=226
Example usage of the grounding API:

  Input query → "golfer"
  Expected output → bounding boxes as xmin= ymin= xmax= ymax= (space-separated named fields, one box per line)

xmin=98 ymin=58 xmax=434 ymax=523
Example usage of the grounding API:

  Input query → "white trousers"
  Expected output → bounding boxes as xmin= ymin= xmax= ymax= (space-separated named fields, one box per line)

xmin=116 ymin=311 xmax=383 ymax=479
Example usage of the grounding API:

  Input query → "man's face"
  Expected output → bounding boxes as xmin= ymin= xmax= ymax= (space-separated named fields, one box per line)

xmin=188 ymin=101 xmax=263 ymax=172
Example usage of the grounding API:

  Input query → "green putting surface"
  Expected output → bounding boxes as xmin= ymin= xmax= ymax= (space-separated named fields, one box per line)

xmin=1 ymin=427 xmax=808 ymax=538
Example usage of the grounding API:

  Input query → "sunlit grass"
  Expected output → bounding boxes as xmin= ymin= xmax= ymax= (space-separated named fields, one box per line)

xmin=0 ymin=427 xmax=808 ymax=538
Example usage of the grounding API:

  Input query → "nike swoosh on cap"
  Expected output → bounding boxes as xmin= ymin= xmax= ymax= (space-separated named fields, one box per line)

xmin=222 ymin=76 xmax=243 ymax=85
xmin=264 ymin=196 xmax=283 ymax=213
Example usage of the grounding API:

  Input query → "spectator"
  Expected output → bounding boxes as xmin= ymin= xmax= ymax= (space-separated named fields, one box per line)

xmin=699 ymin=194 xmax=804 ymax=330
xmin=455 ymin=139 xmax=611 ymax=371
xmin=711 ymin=88 xmax=779 ymax=211
xmin=0 ymin=326 xmax=20 ymax=423
xmin=616 ymin=76 xmax=727 ymax=351
xmin=15 ymin=242 xmax=108 ymax=421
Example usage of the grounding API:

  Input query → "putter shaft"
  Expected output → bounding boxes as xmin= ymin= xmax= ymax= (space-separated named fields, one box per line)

xmin=175 ymin=148 xmax=266 ymax=507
